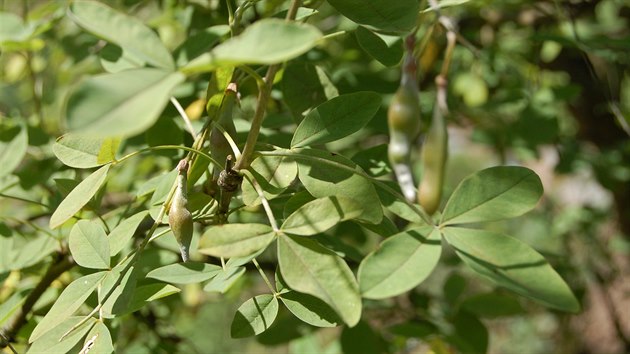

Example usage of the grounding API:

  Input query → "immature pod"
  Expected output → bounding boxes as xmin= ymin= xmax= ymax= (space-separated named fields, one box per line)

xmin=418 ymin=93 xmax=448 ymax=215
xmin=169 ymin=159 xmax=193 ymax=262
xmin=388 ymin=36 xmax=421 ymax=202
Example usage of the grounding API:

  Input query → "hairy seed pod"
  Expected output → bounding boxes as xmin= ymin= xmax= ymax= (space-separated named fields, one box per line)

xmin=418 ymin=99 xmax=448 ymax=215
xmin=169 ymin=159 xmax=193 ymax=262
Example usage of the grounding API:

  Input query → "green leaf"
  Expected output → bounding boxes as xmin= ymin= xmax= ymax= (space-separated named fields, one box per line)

xmin=199 ymin=224 xmax=275 ymax=258
xmin=358 ymin=227 xmax=442 ymax=299
xmin=68 ymin=1 xmax=174 ymax=69
xmin=441 ymin=166 xmax=543 ymax=226
xmin=351 ymin=144 xmax=392 ymax=178
xmin=241 ymin=155 xmax=298 ymax=206
xmin=461 ymin=293 xmax=525 ymax=318
xmin=53 ymin=134 xmax=120 ymax=169
xmin=449 ymin=311 xmax=488 ymax=354
xmin=0 ymin=123 xmax=28 ymax=178
xmin=183 ymin=19 xmax=322 ymax=73
xmin=289 ymin=148 xmax=383 ymax=224
xmin=65 ymin=68 xmax=185 ymax=138
xmin=291 ymin=92 xmax=381 ymax=148
xmin=443 ymin=272 xmax=467 ymax=305
xmin=0 ymin=234 xmax=56 ymax=272
xmin=100 ymin=262 xmax=138 ymax=319
xmin=27 ymin=317 xmax=96 ymax=354
xmin=281 ymin=196 xmax=363 ymax=236
xmin=374 ymin=181 xmax=424 ymax=224
xmin=69 ymin=220 xmax=110 ymax=269
xmin=388 ymin=321 xmax=437 ymax=338
xmin=174 ymin=25 xmax=230 ymax=66
xmin=108 ymin=211 xmax=149 ymax=256
xmin=340 ymin=320 xmax=386 ymax=354
xmin=327 ymin=0 xmax=419 ymax=34
xmin=443 ymin=227 xmax=580 ymax=312
xmin=0 ymin=12 xmax=30 ymax=42
xmin=49 ymin=164 xmax=111 ymax=229
xmin=276 ymin=272 xmax=341 ymax=327
xmin=281 ymin=62 xmax=333 ymax=118
xmin=29 ymin=272 xmax=106 ymax=343
xmin=203 ymin=266 xmax=246 ymax=293
xmin=278 ymin=234 xmax=361 ymax=326
xmin=0 ymin=289 xmax=27 ymax=326
xmin=231 ymin=295 xmax=279 ymax=338
xmin=212 ymin=19 xmax=321 ymax=64
xmin=82 ymin=321 xmax=114 ymax=354
xmin=125 ymin=283 xmax=181 ymax=314
xmin=147 ymin=262 xmax=222 ymax=284
xmin=355 ymin=27 xmax=403 ymax=67
xmin=280 ymin=291 xmax=341 ymax=328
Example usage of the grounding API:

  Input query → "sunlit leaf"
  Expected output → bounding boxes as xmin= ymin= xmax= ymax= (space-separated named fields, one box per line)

xmin=49 ymin=164 xmax=111 ymax=229
xmin=28 ymin=317 xmax=96 ymax=354
xmin=441 ymin=166 xmax=543 ymax=226
xmin=443 ymin=227 xmax=580 ymax=312
xmin=241 ymin=155 xmax=298 ymax=206
xmin=30 ymin=272 xmax=106 ymax=343
xmin=291 ymin=92 xmax=381 ymax=148
xmin=287 ymin=148 xmax=383 ymax=224
xmin=82 ymin=321 xmax=114 ymax=354
xmin=183 ymin=19 xmax=322 ymax=73
xmin=231 ymin=295 xmax=279 ymax=338
xmin=199 ymin=224 xmax=275 ymax=258
xmin=358 ymin=227 xmax=441 ymax=299
xmin=68 ymin=1 xmax=174 ymax=69
xmin=65 ymin=69 xmax=185 ymax=138
xmin=53 ymin=134 xmax=120 ymax=168
xmin=147 ymin=262 xmax=222 ymax=284
xmin=0 ymin=123 xmax=28 ymax=178
xmin=281 ymin=196 xmax=362 ymax=236
xmin=69 ymin=220 xmax=110 ymax=269
xmin=203 ymin=266 xmax=246 ymax=293
xmin=108 ymin=211 xmax=150 ymax=256
xmin=278 ymin=234 xmax=361 ymax=326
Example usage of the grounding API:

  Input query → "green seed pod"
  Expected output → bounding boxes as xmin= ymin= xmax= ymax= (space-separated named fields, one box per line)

xmin=387 ymin=85 xmax=421 ymax=140
xmin=418 ymin=99 xmax=448 ymax=215
xmin=388 ymin=36 xmax=421 ymax=202
xmin=169 ymin=159 xmax=193 ymax=262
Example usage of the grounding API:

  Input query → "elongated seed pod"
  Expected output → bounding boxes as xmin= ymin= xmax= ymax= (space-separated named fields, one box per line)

xmin=418 ymin=93 xmax=448 ymax=215
xmin=169 ymin=159 xmax=193 ymax=262
xmin=388 ymin=35 xmax=421 ymax=202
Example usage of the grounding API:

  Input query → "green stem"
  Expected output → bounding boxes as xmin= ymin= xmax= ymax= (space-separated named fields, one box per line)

xmin=0 ymin=193 xmax=48 ymax=208
xmin=233 ymin=0 xmax=302 ymax=171
xmin=170 ymin=97 xmax=198 ymax=139
xmin=320 ymin=30 xmax=347 ymax=42
xmin=115 ymin=145 xmax=221 ymax=168
xmin=238 ymin=65 xmax=265 ymax=89
xmin=241 ymin=170 xmax=279 ymax=231
xmin=212 ymin=121 xmax=242 ymax=160
xmin=252 ymin=258 xmax=276 ymax=295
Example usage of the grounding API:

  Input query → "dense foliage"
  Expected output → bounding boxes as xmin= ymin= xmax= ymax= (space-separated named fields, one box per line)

xmin=1 ymin=0 xmax=629 ymax=353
